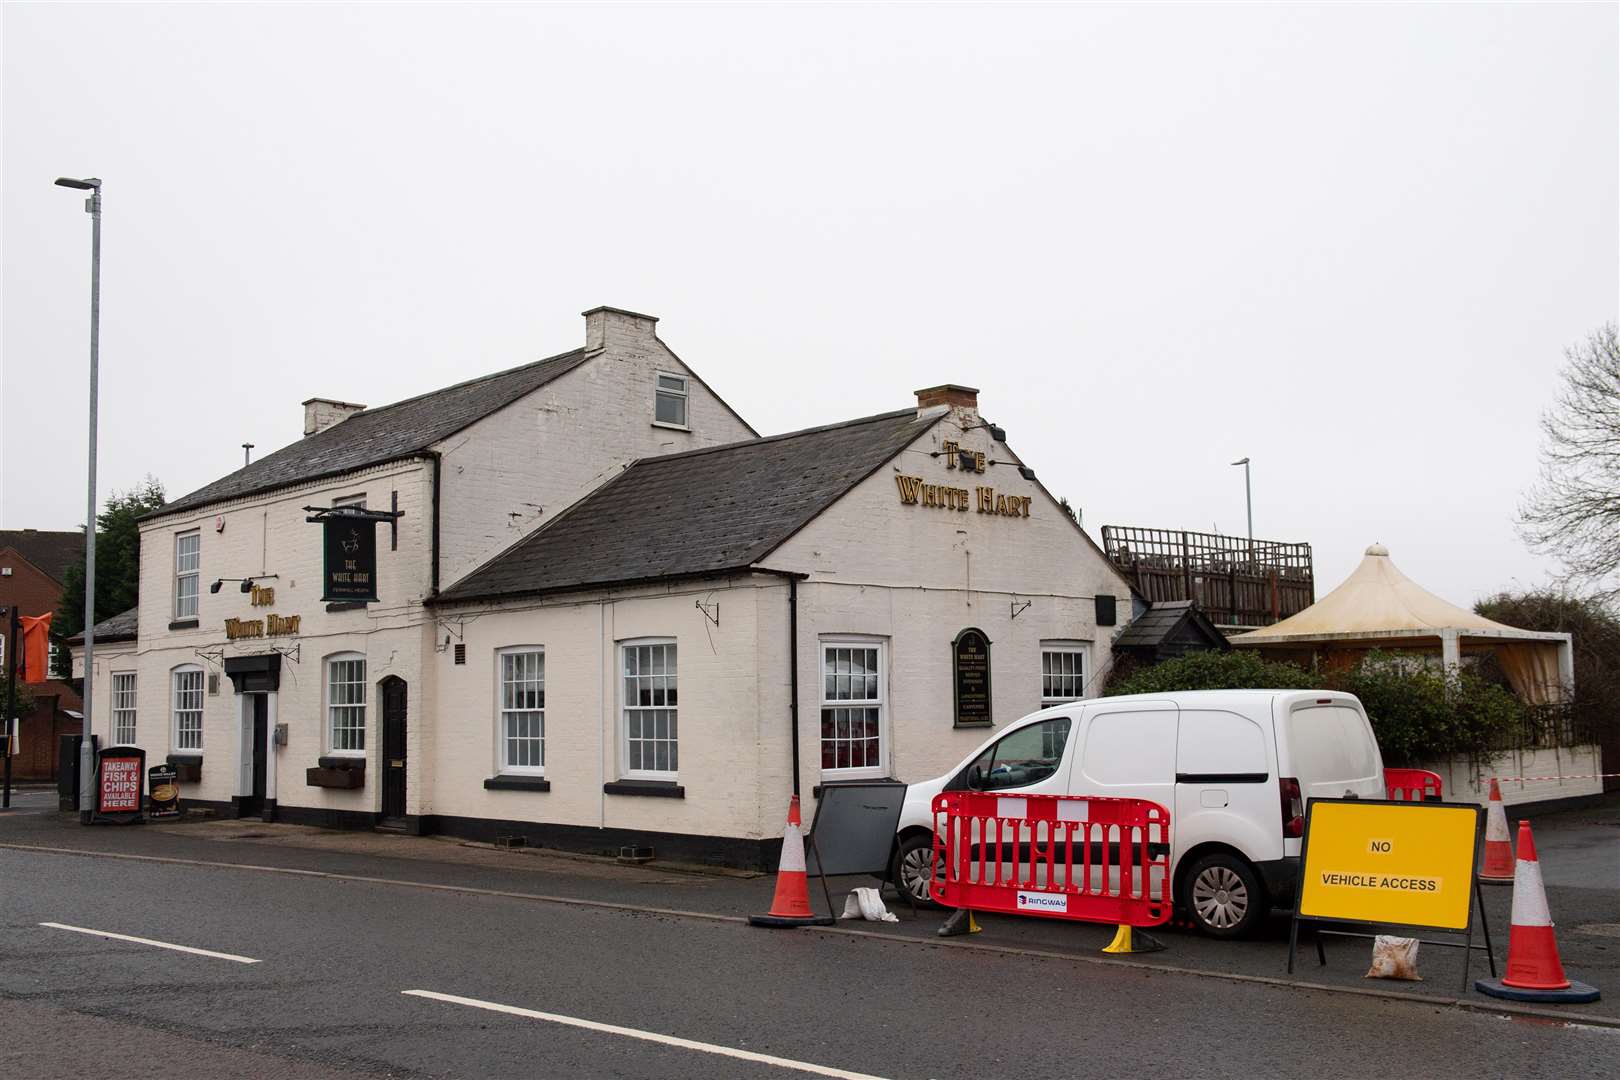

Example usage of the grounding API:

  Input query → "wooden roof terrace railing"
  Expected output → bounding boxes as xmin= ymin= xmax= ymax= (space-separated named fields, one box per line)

xmin=1101 ymin=525 xmax=1316 ymax=628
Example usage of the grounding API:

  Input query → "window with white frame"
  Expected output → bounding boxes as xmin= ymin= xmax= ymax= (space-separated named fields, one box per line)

xmin=1041 ymin=643 xmax=1090 ymax=706
xmin=326 ymin=654 xmax=367 ymax=754
xmin=622 ymin=640 xmax=677 ymax=777
xmin=112 ymin=673 xmax=137 ymax=745
xmin=498 ymin=647 xmax=545 ymax=773
xmin=654 ymin=372 xmax=688 ymax=427
xmin=171 ymin=667 xmax=204 ymax=750
xmin=821 ymin=641 xmax=885 ymax=775
xmin=174 ymin=531 xmax=200 ymax=619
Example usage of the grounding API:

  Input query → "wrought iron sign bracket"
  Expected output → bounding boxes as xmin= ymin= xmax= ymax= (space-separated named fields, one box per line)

xmin=696 ymin=599 xmax=720 ymax=628
xmin=1010 ymin=598 xmax=1032 ymax=620
xmin=303 ymin=503 xmax=404 ymax=548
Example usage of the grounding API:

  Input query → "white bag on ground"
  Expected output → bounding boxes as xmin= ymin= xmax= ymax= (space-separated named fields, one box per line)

xmin=841 ymin=887 xmax=899 ymax=922
xmin=1364 ymin=935 xmax=1421 ymax=981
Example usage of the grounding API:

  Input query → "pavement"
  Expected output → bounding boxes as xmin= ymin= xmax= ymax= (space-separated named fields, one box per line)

xmin=2 ymin=790 xmax=1618 ymax=1078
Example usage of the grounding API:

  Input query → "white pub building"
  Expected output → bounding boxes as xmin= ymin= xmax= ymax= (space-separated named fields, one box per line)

xmin=75 ymin=307 xmax=1135 ymax=867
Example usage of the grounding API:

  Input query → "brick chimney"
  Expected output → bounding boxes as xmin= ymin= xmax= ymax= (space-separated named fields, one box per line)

xmin=303 ymin=398 xmax=366 ymax=437
xmin=584 ymin=306 xmax=660 ymax=351
xmin=915 ymin=384 xmax=979 ymax=419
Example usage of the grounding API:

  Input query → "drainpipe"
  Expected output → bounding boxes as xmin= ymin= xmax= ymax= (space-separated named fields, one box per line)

xmin=756 ymin=569 xmax=809 ymax=797
xmin=428 ymin=452 xmax=442 ymax=596
xmin=789 ymin=576 xmax=800 ymax=798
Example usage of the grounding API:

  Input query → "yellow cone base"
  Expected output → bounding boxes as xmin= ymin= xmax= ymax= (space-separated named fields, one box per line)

xmin=937 ymin=909 xmax=982 ymax=937
xmin=1102 ymin=925 xmax=1167 ymax=954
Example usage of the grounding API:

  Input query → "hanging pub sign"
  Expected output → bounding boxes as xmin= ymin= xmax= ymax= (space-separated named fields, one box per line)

xmin=148 ymin=763 xmax=180 ymax=818
xmin=953 ymin=628 xmax=993 ymax=726
xmin=94 ymin=746 xmax=146 ymax=824
xmin=322 ymin=515 xmax=379 ymax=602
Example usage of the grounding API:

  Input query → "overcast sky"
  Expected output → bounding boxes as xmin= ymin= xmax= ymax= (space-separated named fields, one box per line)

xmin=3 ymin=3 xmax=1615 ymax=608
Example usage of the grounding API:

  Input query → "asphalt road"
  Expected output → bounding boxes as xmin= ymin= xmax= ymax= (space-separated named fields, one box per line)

xmin=3 ymin=835 xmax=1616 ymax=1079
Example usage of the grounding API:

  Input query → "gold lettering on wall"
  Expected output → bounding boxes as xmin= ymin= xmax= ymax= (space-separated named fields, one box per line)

xmin=896 ymin=475 xmax=1030 ymax=518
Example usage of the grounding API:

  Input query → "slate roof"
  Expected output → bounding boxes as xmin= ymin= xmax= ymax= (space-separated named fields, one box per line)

xmin=433 ymin=407 xmax=945 ymax=604
xmin=1113 ymin=600 xmax=1228 ymax=649
xmin=156 ymin=348 xmax=594 ymax=517
xmin=0 ymin=529 xmax=85 ymax=584
xmin=66 ymin=606 xmax=139 ymax=645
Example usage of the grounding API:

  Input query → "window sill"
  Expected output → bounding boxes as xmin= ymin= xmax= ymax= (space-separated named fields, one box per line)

xmin=318 ymin=755 xmax=365 ymax=770
xmin=812 ymin=776 xmax=900 ymax=798
xmin=325 ymin=601 xmax=369 ymax=613
xmin=168 ymin=619 xmax=200 ymax=631
xmin=484 ymin=775 xmax=551 ymax=792
xmin=650 ymin=421 xmax=691 ymax=433
xmin=603 ymin=780 xmax=684 ymax=799
xmin=306 ymin=766 xmax=365 ymax=789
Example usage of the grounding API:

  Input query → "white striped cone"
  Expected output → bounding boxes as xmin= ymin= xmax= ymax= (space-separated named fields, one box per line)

xmin=1476 ymin=820 xmax=1600 ymax=1003
xmin=1500 ymin=821 xmax=1571 ymax=991
xmin=1479 ymin=779 xmax=1514 ymax=883
xmin=752 ymin=795 xmax=819 ymax=923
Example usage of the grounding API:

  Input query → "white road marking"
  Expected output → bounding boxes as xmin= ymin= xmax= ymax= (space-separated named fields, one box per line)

xmin=402 ymin=989 xmax=892 ymax=1079
xmin=40 ymin=922 xmax=261 ymax=964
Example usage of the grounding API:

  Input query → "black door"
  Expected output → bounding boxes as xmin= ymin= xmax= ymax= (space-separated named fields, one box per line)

xmin=381 ymin=677 xmax=407 ymax=823
xmin=240 ymin=695 xmax=268 ymax=818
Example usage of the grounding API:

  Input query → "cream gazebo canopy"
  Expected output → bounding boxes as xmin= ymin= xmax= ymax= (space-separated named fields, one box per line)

xmin=1230 ymin=544 xmax=1573 ymax=705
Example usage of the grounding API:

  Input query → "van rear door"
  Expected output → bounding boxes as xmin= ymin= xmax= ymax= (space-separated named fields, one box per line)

xmin=1279 ymin=700 xmax=1383 ymax=802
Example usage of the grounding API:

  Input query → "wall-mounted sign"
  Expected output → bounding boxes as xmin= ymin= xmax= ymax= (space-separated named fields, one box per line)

xmin=953 ymin=628 xmax=993 ymax=726
xmin=896 ymin=475 xmax=1032 ymax=518
xmin=224 ymin=614 xmax=300 ymax=640
xmin=148 ymin=763 xmax=180 ymax=818
xmin=95 ymin=747 xmax=146 ymax=823
xmin=322 ymin=517 xmax=378 ymax=602
xmin=249 ymin=584 xmax=276 ymax=607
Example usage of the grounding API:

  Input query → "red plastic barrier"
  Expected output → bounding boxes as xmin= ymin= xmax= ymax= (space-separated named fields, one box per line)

xmin=1384 ymin=768 xmax=1443 ymax=802
xmin=930 ymin=791 xmax=1171 ymax=927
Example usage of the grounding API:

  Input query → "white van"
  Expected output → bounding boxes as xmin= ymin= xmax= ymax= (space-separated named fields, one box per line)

xmin=888 ymin=689 xmax=1385 ymax=937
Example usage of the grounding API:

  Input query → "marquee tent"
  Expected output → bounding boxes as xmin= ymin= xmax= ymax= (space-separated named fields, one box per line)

xmin=1230 ymin=544 xmax=1573 ymax=705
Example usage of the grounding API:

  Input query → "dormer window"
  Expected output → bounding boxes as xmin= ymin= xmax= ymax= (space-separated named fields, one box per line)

xmin=654 ymin=372 xmax=688 ymax=428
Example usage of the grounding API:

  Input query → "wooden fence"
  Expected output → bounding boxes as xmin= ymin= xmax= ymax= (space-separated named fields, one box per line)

xmin=1101 ymin=525 xmax=1315 ymax=628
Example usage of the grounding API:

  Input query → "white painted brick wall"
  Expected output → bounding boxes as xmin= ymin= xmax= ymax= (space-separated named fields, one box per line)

xmin=435 ymin=314 xmax=754 ymax=586
xmin=106 ymin=462 xmax=432 ymax=812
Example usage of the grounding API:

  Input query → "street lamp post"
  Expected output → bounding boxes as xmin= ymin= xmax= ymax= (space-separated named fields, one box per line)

xmin=1231 ymin=457 xmax=1253 ymax=562
xmin=57 ymin=176 xmax=101 ymax=824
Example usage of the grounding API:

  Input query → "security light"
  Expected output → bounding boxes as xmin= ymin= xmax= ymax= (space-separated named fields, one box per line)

xmin=240 ymin=580 xmax=254 ymax=594
xmin=209 ymin=579 xmax=224 ymax=594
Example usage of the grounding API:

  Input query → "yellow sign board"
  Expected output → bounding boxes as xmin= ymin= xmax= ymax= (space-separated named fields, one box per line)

xmin=1298 ymin=800 xmax=1481 ymax=931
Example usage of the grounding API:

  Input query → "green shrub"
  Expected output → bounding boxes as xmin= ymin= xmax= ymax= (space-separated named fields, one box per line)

xmin=1104 ymin=648 xmax=1522 ymax=764
xmin=1336 ymin=653 xmax=1521 ymax=766
xmin=1105 ymin=650 xmax=1322 ymax=696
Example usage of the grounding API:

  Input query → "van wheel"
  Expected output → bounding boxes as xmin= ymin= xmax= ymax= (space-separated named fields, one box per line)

xmin=890 ymin=833 xmax=942 ymax=909
xmin=1183 ymin=853 xmax=1265 ymax=938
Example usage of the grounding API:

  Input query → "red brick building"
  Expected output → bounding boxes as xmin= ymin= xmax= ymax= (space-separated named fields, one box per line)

xmin=1 ymin=530 xmax=84 ymax=780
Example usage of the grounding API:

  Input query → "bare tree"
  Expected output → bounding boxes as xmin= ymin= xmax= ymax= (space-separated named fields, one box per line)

xmin=1521 ymin=323 xmax=1620 ymax=599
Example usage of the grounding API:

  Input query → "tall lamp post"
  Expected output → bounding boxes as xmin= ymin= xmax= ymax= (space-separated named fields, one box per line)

xmin=57 ymin=175 xmax=101 ymax=825
xmin=1231 ymin=456 xmax=1253 ymax=561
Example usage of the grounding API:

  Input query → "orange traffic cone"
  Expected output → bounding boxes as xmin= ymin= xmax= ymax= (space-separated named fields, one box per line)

xmin=748 ymin=796 xmax=834 ymax=928
xmin=1478 ymin=779 xmax=1515 ymax=884
xmin=1475 ymin=820 xmax=1600 ymax=1003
